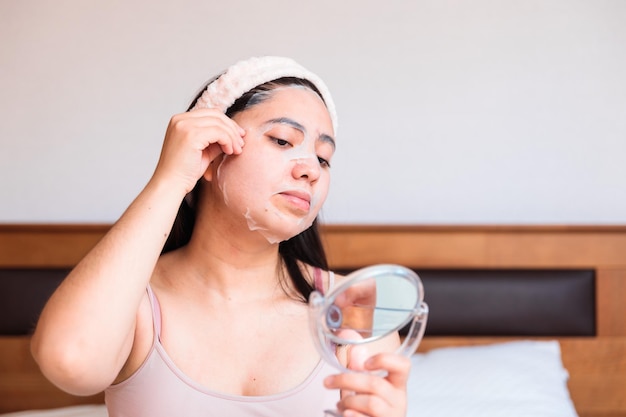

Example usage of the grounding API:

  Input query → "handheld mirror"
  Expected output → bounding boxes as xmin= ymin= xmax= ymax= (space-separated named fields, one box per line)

xmin=308 ymin=264 xmax=429 ymax=374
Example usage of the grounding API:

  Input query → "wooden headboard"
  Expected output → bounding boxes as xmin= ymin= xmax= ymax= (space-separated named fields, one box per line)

xmin=1 ymin=224 xmax=625 ymax=417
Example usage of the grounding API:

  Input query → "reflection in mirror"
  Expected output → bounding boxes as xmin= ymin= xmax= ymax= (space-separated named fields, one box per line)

xmin=325 ymin=274 xmax=419 ymax=343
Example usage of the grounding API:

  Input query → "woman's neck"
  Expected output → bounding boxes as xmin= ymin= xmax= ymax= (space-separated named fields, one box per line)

xmin=159 ymin=215 xmax=288 ymax=302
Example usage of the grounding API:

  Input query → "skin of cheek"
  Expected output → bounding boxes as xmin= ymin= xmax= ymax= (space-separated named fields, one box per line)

xmin=215 ymin=128 xmax=328 ymax=244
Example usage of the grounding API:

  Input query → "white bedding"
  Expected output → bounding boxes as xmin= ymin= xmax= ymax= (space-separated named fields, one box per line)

xmin=407 ymin=340 xmax=578 ymax=417
xmin=0 ymin=341 xmax=578 ymax=417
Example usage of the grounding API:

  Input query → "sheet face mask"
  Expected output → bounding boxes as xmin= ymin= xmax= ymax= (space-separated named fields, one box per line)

xmin=216 ymin=120 xmax=328 ymax=244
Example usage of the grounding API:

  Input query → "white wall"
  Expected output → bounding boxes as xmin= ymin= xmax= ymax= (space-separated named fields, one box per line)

xmin=2 ymin=0 xmax=625 ymax=224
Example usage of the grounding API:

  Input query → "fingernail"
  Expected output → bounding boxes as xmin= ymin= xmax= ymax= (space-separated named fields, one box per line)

xmin=324 ymin=375 xmax=334 ymax=387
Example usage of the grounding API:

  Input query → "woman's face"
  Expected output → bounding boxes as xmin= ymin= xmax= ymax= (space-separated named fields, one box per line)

xmin=211 ymin=86 xmax=335 ymax=244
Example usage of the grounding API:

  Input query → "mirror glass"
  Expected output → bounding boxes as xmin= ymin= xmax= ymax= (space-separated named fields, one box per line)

xmin=324 ymin=272 xmax=419 ymax=344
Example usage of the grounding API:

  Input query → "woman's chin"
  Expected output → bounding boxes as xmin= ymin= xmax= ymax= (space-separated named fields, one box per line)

xmin=250 ymin=219 xmax=314 ymax=245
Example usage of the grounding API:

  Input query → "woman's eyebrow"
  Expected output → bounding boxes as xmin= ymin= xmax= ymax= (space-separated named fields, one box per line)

xmin=319 ymin=133 xmax=336 ymax=150
xmin=265 ymin=117 xmax=306 ymax=133
xmin=265 ymin=117 xmax=335 ymax=149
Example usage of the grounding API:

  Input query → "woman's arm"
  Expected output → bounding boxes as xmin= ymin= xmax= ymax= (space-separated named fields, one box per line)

xmin=30 ymin=109 xmax=244 ymax=395
xmin=30 ymin=178 xmax=185 ymax=395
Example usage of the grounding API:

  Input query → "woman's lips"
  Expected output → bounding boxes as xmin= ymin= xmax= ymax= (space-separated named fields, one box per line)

xmin=280 ymin=190 xmax=311 ymax=212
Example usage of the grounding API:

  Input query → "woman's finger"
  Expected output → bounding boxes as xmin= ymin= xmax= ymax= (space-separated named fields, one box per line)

xmin=187 ymin=107 xmax=246 ymax=145
xmin=325 ymin=372 xmax=393 ymax=399
xmin=363 ymin=353 xmax=412 ymax=388
xmin=170 ymin=114 xmax=243 ymax=155
xmin=337 ymin=392 xmax=395 ymax=417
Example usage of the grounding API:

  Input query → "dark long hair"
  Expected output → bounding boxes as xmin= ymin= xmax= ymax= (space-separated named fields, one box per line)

xmin=162 ymin=76 xmax=330 ymax=302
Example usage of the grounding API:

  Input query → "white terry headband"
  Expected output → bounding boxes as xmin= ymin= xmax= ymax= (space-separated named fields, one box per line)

xmin=191 ymin=56 xmax=338 ymax=133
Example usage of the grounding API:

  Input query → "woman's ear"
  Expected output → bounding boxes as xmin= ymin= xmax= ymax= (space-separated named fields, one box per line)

xmin=202 ymin=154 xmax=224 ymax=182
xmin=203 ymin=166 xmax=214 ymax=182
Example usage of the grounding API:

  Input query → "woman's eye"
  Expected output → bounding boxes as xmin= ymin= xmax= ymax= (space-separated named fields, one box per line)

xmin=318 ymin=156 xmax=331 ymax=168
xmin=271 ymin=137 xmax=291 ymax=147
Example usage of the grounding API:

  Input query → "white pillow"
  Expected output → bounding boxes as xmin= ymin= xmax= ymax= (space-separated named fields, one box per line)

xmin=407 ymin=340 xmax=579 ymax=417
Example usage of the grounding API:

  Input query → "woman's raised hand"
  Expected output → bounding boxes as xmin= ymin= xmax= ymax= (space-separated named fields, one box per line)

xmin=152 ymin=108 xmax=245 ymax=195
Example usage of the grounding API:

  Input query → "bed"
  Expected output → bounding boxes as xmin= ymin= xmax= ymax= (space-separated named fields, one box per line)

xmin=0 ymin=224 xmax=625 ymax=417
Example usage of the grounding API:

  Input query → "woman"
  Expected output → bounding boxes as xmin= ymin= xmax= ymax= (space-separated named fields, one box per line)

xmin=31 ymin=56 xmax=411 ymax=417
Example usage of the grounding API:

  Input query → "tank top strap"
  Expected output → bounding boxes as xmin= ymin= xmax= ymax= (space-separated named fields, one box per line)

xmin=146 ymin=285 xmax=162 ymax=340
xmin=313 ymin=268 xmax=335 ymax=295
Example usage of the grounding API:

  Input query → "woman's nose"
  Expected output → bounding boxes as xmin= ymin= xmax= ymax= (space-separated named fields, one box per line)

xmin=292 ymin=156 xmax=321 ymax=182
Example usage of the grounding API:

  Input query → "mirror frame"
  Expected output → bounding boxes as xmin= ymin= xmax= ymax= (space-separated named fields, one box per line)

xmin=309 ymin=264 xmax=429 ymax=373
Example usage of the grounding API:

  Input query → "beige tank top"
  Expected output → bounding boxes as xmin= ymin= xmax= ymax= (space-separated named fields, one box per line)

xmin=105 ymin=271 xmax=339 ymax=416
